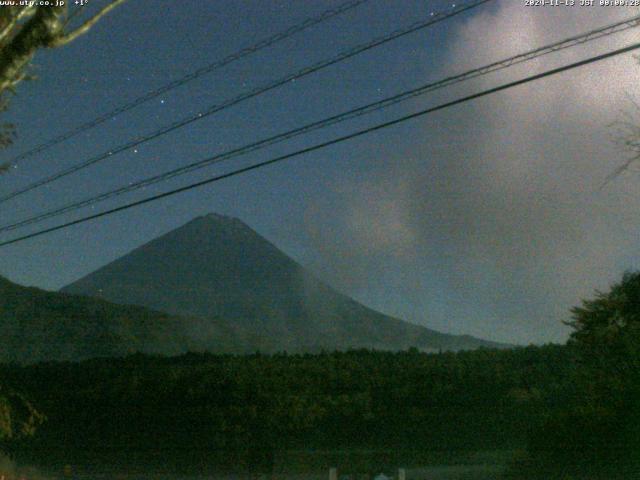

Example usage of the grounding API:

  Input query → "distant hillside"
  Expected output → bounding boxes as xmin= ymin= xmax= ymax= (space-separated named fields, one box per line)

xmin=0 ymin=275 xmax=244 ymax=363
xmin=63 ymin=213 xmax=508 ymax=352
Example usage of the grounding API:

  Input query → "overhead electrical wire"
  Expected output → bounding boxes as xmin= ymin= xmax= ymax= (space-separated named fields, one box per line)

xmin=3 ymin=0 xmax=373 ymax=167
xmin=2 ymin=14 xmax=639 ymax=235
xmin=1 ymin=40 xmax=639 ymax=248
xmin=0 ymin=0 xmax=492 ymax=204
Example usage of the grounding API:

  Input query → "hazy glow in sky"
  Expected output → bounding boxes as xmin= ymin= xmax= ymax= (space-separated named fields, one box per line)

xmin=316 ymin=2 xmax=640 ymax=344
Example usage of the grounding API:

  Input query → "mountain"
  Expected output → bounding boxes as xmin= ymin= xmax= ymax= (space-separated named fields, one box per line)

xmin=0 ymin=275 xmax=245 ymax=363
xmin=63 ymin=213 xmax=507 ymax=352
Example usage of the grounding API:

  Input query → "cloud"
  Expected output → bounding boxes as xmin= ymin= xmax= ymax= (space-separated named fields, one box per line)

xmin=304 ymin=2 xmax=640 ymax=344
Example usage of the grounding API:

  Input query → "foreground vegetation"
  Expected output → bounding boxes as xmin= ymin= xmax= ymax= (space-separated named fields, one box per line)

xmin=0 ymin=272 xmax=638 ymax=478
xmin=1 ymin=345 xmax=571 ymax=473
xmin=506 ymin=272 xmax=640 ymax=479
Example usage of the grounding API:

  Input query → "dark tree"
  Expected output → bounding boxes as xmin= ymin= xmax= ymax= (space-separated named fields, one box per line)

xmin=0 ymin=1 xmax=127 ymax=95
xmin=510 ymin=272 xmax=640 ymax=479
xmin=0 ymin=1 xmax=127 ymax=171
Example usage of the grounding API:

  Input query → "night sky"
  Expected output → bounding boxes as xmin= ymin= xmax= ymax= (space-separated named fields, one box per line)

xmin=1 ymin=0 xmax=639 ymax=345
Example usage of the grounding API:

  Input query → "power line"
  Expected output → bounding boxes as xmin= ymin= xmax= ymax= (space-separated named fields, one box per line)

xmin=2 ymin=40 xmax=638 ymax=248
xmin=2 ymin=14 xmax=639 ymax=234
xmin=0 ymin=0 xmax=492 ymax=204
xmin=3 ymin=0 xmax=372 ymax=167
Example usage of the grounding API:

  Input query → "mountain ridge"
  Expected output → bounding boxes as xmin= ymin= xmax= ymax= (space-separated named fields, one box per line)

xmin=0 ymin=274 xmax=194 ymax=363
xmin=62 ymin=213 xmax=509 ymax=352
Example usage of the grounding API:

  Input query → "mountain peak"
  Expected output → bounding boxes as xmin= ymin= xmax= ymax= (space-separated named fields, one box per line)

xmin=184 ymin=212 xmax=244 ymax=228
xmin=62 ymin=215 xmax=508 ymax=353
xmin=183 ymin=213 xmax=256 ymax=236
xmin=200 ymin=212 xmax=240 ymax=223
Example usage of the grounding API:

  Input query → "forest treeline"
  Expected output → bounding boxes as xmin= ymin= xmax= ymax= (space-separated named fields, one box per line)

xmin=1 ymin=345 xmax=574 ymax=473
